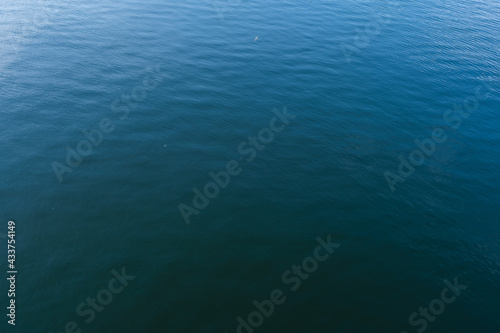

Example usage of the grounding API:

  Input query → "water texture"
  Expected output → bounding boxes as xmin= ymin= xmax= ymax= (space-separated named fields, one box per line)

xmin=0 ymin=0 xmax=499 ymax=332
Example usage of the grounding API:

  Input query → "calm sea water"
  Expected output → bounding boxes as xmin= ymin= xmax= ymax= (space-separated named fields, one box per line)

xmin=1 ymin=0 xmax=499 ymax=332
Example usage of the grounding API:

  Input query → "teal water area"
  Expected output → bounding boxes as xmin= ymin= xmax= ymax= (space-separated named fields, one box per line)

xmin=0 ymin=0 xmax=499 ymax=332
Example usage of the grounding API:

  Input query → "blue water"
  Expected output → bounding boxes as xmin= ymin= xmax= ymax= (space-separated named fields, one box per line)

xmin=1 ymin=0 xmax=499 ymax=332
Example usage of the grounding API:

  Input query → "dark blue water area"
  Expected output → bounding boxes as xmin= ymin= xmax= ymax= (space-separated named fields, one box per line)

xmin=0 ymin=0 xmax=499 ymax=332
